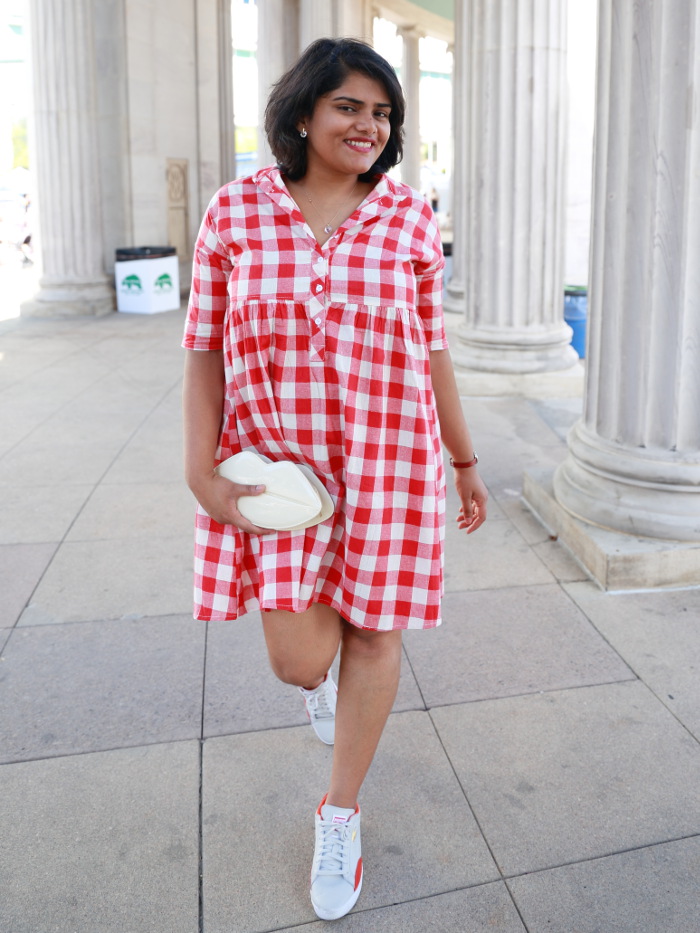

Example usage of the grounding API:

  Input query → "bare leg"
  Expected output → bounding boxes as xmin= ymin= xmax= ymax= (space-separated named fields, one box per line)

xmin=262 ymin=605 xmax=402 ymax=810
xmin=327 ymin=625 xmax=402 ymax=809
xmin=262 ymin=602 xmax=343 ymax=689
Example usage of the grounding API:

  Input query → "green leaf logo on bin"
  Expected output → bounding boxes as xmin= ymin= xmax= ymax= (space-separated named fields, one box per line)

xmin=115 ymin=246 xmax=179 ymax=314
xmin=154 ymin=273 xmax=174 ymax=292
xmin=120 ymin=273 xmax=143 ymax=293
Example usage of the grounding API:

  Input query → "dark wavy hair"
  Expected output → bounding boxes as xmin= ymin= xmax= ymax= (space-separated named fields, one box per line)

xmin=264 ymin=38 xmax=405 ymax=182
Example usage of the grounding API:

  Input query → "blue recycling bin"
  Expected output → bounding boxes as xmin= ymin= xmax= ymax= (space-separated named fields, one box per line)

xmin=564 ymin=287 xmax=588 ymax=358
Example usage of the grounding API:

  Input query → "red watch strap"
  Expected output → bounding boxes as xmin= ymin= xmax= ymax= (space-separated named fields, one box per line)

xmin=450 ymin=454 xmax=479 ymax=468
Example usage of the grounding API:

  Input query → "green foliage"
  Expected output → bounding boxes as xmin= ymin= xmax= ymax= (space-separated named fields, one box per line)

xmin=12 ymin=119 xmax=28 ymax=169
xmin=235 ymin=125 xmax=258 ymax=155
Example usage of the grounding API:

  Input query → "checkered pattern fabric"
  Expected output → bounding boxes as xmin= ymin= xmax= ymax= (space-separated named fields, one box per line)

xmin=183 ymin=166 xmax=448 ymax=630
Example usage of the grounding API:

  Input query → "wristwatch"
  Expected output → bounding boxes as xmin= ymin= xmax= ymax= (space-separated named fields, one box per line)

xmin=450 ymin=454 xmax=479 ymax=468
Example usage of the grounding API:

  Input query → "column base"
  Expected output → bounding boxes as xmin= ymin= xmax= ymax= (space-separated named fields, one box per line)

xmin=553 ymin=422 xmax=700 ymax=542
xmin=443 ymin=281 xmax=466 ymax=316
xmin=452 ymin=322 xmax=579 ymax=373
xmin=523 ymin=468 xmax=700 ymax=590
xmin=21 ymin=279 xmax=115 ymax=318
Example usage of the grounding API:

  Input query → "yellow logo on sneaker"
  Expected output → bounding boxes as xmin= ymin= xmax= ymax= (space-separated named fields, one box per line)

xmin=351 ymin=829 xmax=357 ymax=842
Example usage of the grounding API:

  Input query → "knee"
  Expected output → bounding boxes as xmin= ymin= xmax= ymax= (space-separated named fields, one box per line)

xmin=341 ymin=625 xmax=402 ymax=662
xmin=267 ymin=653 xmax=328 ymax=689
xmin=262 ymin=604 xmax=342 ymax=687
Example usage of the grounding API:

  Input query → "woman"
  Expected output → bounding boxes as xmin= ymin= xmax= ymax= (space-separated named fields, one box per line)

xmin=182 ymin=37 xmax=487 ymax=922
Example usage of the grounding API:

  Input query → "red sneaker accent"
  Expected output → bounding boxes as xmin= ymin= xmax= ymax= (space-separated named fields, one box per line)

xmin=354 ymin=857 xmax=363 ymax=890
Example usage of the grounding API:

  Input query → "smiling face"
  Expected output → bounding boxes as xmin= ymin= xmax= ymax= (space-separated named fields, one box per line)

xmin=300 ymin=71 xmax=392 ymax=180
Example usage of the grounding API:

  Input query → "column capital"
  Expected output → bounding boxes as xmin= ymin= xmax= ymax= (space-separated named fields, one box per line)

xmin=397 ymin=24 xmax=423 ymax=40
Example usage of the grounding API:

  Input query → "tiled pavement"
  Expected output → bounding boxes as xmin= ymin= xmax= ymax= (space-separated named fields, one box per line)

xmin=1 ymin=307 xmax=699 ymax=933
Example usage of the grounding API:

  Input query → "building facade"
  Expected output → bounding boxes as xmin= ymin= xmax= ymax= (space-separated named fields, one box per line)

xmin=22 ymin=0 xmax=700 ymax=580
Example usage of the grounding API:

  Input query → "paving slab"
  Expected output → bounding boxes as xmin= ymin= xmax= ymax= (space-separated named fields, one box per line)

xmin=65 ymin=480 xmax=193 ymax=541
xmin=0 ymin=483 xmax=93 ymax=544
xmin=276 ymin=882 xmax=527 ymax=932
xmin=498 ymin=497 xmax=554 ymax=545
xmin=431 ymin=681 xmax=700 ymax=876
xmin=564 ymin=581 xmax=700 ymax=740
xmin=0 ymin=615 xmax=205 ymax=762
xmin=404 ymin=585 xmax=633 ymax=706
xmin=107 ymin=433 xmax=187 ymax=485
xmin=62 ymin=363 xmax=179 ymax=420
xmin=0 ymin=389 xmax=88 ymax=451
xmin=487 ymin=446 xmax=569 ymax=504
xmin=18 ymin=534 xmax=193 ymax=625
xmin=458 ymin=398 xmax=568 ymax=501
xmin=0 ymin=409 xmax=147 ymax=486
xmin=202 ymin=711 xmax=498 ymax=932
xmin=443 ymin=513 xmax=555 ymax=592
xmin=527 ymin=397 xmax=582 ymax=442
xmin=104 ymin=386 xmax=185 ymax=485
xmin=0 ymin=741 xmax=199 ymax=933
xmin=204 ymin=615 xmax=424 ymax=738
xmin=462 ymin=397 xmax=565 ymax=449
xmin=0 ymin=541 xmax=57 ymax=626
xmin=0 ymin=350 xmax=119 ymax=404
xmin=487 ymin=498 xmax=591 ymax=582
xmin=0 ymin=336 xmax=174 ymax=431
xmin=530 ymin=537 xmax=590 ymax=582
xmin=508 ymin=836 xmax=700 ymax=933
xmin=0 ymin=338 xmax=85 ymax=385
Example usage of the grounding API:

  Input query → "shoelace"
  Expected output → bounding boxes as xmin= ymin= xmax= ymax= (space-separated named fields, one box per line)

xmin=316 ymin=819 xmax=351 ymax=876
xmin=305 ymin=683 xmax=334 ymax=721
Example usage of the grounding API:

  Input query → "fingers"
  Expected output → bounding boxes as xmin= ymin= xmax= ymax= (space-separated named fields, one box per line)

xmin=199 ymin=476 xmax=274 ymax=534
xmin=465 ymin=505 xmax=487 ymax=533
xmin=226 ymin=482 xmax=274 ymax=535
xmin=456 ymin=499 xmax=487 ymax=534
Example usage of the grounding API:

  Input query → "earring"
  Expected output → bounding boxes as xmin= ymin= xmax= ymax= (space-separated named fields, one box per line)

xmin=300 ymin=128 xmax=307 ymax=138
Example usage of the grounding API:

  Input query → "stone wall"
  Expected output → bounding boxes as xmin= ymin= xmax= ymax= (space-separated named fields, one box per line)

xmin=95 ymin=0 xmax=226 ymax=276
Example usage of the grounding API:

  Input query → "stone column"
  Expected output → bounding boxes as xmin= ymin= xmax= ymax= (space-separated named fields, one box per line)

xmin=195 ymin=0 xmax=235 ymax=208
xmin=257 ymin=0 xmax=298 ymax=169
xmin=553 ymin=0 xmax=700 ymax=541
xmin=299 ymin=0 xmax=336 ymax=47
xmin=451 ymin=0 xmax=576 ymax=372
xmin=398 ymin=26 xmax=422 ymax=191
xmin=444 ymin=26 xmax=466 ymax=313
xmin=22 ymin=0 xmax=113 ymax=317
xmin=336 ymin=0 xmax=374 ymax=40
xmin=217 ymin=0 xmax=236 ymax=186
xmin=299 ymin=0 xmax=373 ymax=47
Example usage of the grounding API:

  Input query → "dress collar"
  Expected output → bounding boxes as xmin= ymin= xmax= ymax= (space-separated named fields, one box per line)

xmin=252 ymin=164 xmax=407 ymax=233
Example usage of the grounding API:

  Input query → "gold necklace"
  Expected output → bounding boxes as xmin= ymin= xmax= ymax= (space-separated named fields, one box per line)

xmin=296 ymin=180 xmax=359 ymax=235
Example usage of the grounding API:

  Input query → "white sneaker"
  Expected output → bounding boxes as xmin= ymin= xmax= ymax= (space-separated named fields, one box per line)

xmin=310 ymin=795 xmax=363 ymax=921
xmin=299 ymin=672 xmax=337 ymax=745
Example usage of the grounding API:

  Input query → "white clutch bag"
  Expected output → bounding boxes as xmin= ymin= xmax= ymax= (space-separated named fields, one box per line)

xmin=215 ymin=450 xmax=335 ymax=531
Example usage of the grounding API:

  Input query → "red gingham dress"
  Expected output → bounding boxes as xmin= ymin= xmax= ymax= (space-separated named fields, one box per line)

xmin=183 ymin=166 xmax=448 ymax=631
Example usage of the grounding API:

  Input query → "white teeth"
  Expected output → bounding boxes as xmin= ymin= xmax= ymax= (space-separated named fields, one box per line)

xmin=346 ymin=141 xmax=372 ymax=150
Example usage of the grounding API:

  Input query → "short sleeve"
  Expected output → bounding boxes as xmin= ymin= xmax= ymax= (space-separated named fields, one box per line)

xmin=182 ymin=195 xmax=232 ymax=351
xmin=413 ymin=203 xmax=449 ymax=352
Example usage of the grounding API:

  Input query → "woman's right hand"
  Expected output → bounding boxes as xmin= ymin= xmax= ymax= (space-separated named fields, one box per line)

xmin=190 ymin=472 xmax=274 ymax=535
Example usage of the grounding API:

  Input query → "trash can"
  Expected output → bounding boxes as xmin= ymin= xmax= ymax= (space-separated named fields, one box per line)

xmin=115 ymin=246 xmax=180 ymax=314
xmin=564 ymin=286 xmax=588 ymax=359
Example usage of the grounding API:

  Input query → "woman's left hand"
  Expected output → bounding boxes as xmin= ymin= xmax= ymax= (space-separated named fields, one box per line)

xmin=454 ymin=467 xmax=488 ymax=533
